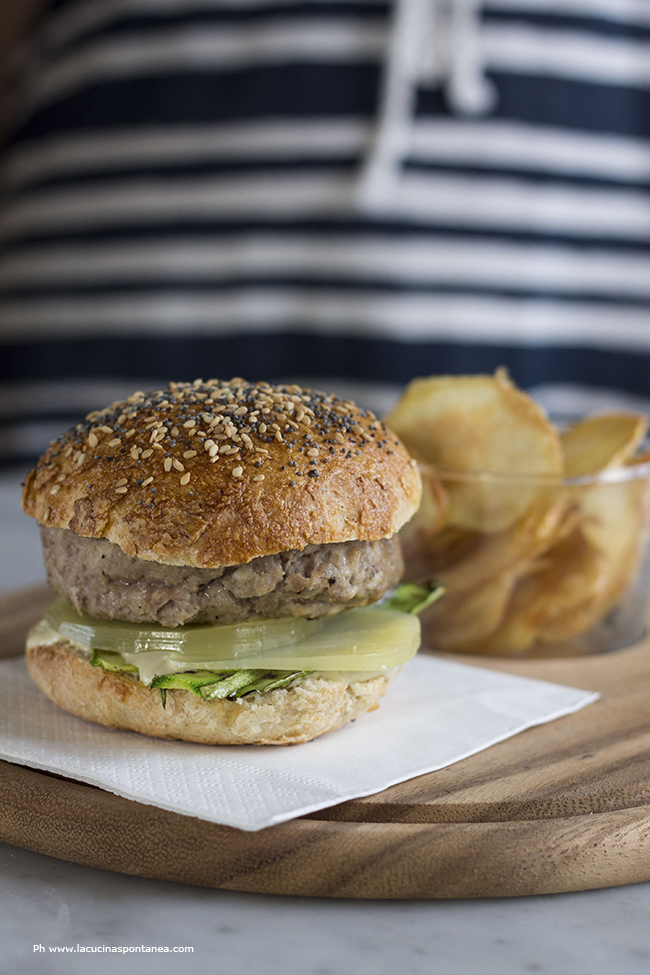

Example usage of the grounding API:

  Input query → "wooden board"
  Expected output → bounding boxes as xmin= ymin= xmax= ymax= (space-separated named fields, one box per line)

xmin=2 ymin=584 xmax=650 ymax=899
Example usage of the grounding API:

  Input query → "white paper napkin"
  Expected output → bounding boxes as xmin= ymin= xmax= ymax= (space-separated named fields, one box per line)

xmin=0 ymin=655 xmax=598 ymax=831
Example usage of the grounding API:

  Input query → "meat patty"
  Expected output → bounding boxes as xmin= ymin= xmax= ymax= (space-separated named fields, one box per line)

xmin=41 ymin=526 xmax=404 ymax=626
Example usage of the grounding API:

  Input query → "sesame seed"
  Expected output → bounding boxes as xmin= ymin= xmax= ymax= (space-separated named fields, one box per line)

xmin=208 ymin=444 xmax=219 ymax=457
xmin=142 ymin=476 xmax=154 ymax=486
xmin=87 ymin=432 xmax=98 ymax=448
xmin=50 ymin=484 xmax=60 ymax=495
xmin=183 ymin=450 xmax=197 ymax=459
xmin=172 ymin=458 xmax=185 ymax=472
xmin=180 ymin=472 xmax=191 ymax=485
xmin=108 ymin=438 xmax=121 ymax=447
xmin=253 ymin=474 xmax=265 ymax=481
xmin=130 ymin=446 xmax=140 ymax=460
xmin=141 ymin=449 xmax=153 ymax=459
xmin=183 ymin=420 xmax=196 ymax=428
xmin=115 ymin=478 xmax=128 ymax=487
xmin=258 ymin=423 xmax=267 ymax=433
xmin=125 ymin=428 xmax=136 ymax=438
xmin=115 ymin=486 xmax=128 ymax=494
xmin=352 ymin=424 xmax=364 ymax=435
xmin=334 ymin=432 xmax=345 ymax=444
xmin=164 ymin=457 xmax=173 ymax=472
xmin=99 ymin=426 xmax=113 ymax=434
xmin=232 ymin=466 xmax=243 ymax=477
xmin=306 ymin=447 xmax=319 ymax=458
xmin=171 ymin=426 xmax=180 ymax=437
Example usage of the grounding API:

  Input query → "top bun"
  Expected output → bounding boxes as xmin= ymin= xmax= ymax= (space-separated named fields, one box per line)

xmin=22 ymin=378 xmax=421 ymax=568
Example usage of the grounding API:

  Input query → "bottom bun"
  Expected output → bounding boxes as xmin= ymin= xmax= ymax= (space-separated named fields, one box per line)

xmin=26 ymin=638 xmax=388 ymax=745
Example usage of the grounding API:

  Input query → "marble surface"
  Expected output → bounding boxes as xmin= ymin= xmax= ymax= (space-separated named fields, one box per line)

xmin=2 ymin=465 xmax=650 ymax=975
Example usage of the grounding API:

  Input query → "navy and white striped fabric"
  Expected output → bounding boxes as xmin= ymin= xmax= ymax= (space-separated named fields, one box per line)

xmin=1 ymin=0 xmax=650 ymax=465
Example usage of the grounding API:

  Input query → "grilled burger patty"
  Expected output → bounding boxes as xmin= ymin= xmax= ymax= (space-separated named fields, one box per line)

xmin=41 ymin=525 xmax=404 ymax=627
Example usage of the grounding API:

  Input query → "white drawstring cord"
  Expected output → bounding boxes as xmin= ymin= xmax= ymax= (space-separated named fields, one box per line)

xmin=356 ymin=0 xmax=496 ymax=212
xmin=446 ymin=0 xmax=497 ymax=115
xmin=356 ymin=0 xmax=427 ymax=211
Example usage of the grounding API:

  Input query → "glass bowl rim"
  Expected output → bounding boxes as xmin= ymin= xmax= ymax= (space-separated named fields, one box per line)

xmin=417 ymin=460 xmax=650 ymax=487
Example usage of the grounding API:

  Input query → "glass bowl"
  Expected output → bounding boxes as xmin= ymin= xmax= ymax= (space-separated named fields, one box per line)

xmin=401 ymin=459 xmax=650 ymax=657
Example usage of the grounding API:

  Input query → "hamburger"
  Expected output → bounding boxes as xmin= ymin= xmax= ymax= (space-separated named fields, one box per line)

xmin=21 ymin=378 xmax=424 ymax=745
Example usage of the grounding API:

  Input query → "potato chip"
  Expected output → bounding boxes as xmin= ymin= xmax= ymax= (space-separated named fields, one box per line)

xmin=399 ymin=467 xmax=448 ymax=546
xmin=398 ymin=468 xmax=451 ymax=583
xmin=385 ymin=369 xmax=563 ymax=531
xmin=404 ymin=493 xmax=572 ymax=590
xmin=626 ymin=448 xmax=650 ymax=467
xmin=529 ymin=529 xmax=611 ymax=644
xmin=560 ymin=413 xmax=648 ymax=478
xmin=400 ymin=524 xmax=477 ymax=585
xmin=576 ymin=474 xmax=650 ymax=621
xmin=447 ymin=529 xmax=609 ymax=655
xmin=420 ymin=567 xmax=520 ymax=651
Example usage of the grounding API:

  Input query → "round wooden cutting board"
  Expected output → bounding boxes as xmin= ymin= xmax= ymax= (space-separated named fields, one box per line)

xmin=2 ymin=585 xmax=650 ymax=899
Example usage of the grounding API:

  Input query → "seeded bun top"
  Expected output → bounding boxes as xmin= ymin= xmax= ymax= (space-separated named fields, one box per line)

xmin=22 ymin=378 xmax=421 ymax=568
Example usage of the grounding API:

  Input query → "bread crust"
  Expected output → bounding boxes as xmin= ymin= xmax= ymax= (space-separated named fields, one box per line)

xmin=25 ymin=639 xmax=388 ymax=746
xmin=22 ymin=379 xmax=420 ymax=568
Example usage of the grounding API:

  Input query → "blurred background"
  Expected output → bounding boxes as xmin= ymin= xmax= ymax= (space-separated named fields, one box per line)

xmin=1 ymin=0 xmax=650 ymax=470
